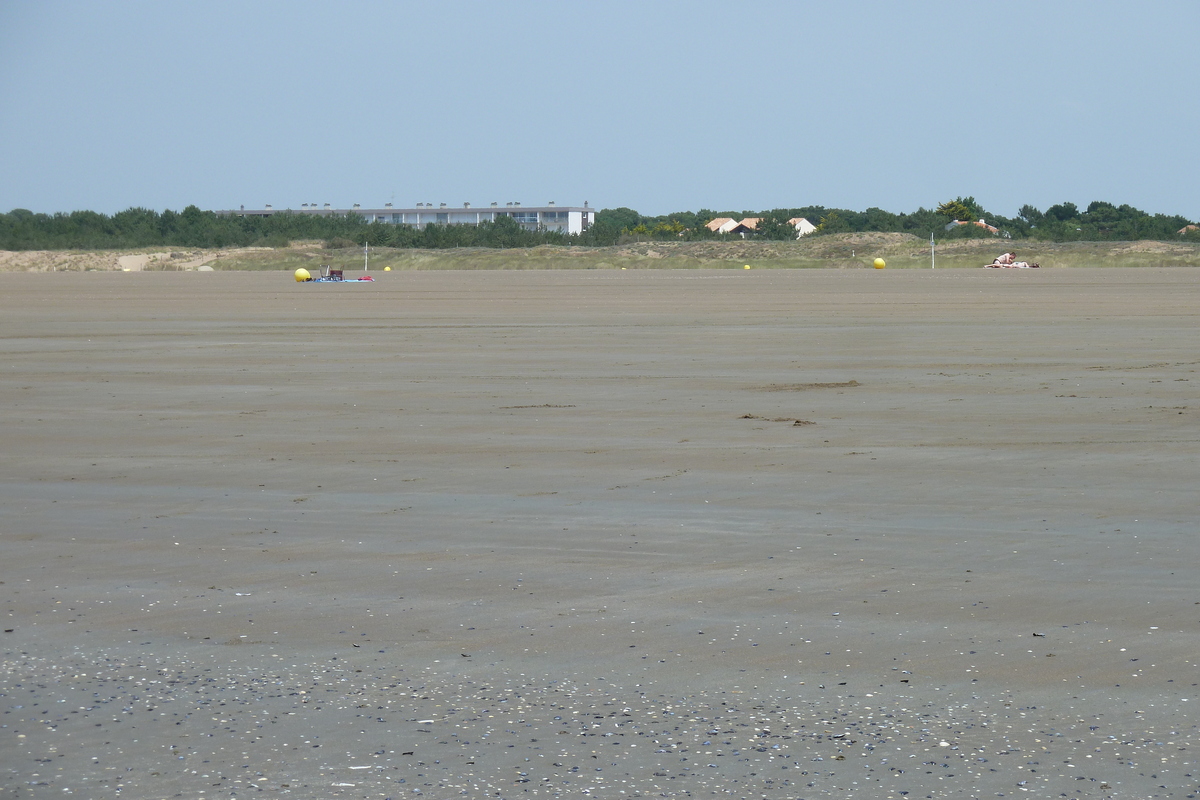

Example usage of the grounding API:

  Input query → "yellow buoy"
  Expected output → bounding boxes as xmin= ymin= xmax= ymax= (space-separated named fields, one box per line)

xmin=294 ymin=268 xmax=311 ymax=282
xmin=873 ymin=258 xmax=886 ymax=269
xmin=384 ymin=266 xmax=391 ymax=272
xmin=744 ymin=264 xmax=751 ymax=269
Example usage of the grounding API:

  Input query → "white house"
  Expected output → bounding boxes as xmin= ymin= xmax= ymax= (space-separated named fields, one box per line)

xmin=789 ymin=217 xmax=816 ymax=237
xmin=705 ymin=217 xmax=741 ymax=234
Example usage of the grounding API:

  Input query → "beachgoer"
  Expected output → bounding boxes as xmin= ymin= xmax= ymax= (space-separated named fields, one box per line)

xmin=984 ymin=258 xmax=1040 ymax=269
xmin=992 ymin=252 xmax=1016 ymax=266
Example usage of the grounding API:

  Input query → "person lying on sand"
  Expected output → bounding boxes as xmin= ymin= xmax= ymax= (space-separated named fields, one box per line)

xmin=985 ymin=253 xmax=1039 ymax=268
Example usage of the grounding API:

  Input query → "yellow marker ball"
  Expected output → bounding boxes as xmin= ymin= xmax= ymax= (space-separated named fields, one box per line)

xmin=294 ymin=268 xmax=311 ymax=282
xmin=384 ymin=266 xmax=391 ymax=271
xmin=873 ymin=258 xmax=886 ymax=269
xmin=744 ymin=264 xmax=751 ymax=269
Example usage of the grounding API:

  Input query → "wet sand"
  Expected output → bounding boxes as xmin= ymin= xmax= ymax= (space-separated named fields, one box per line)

xmin=2 ymin=268 xmax=1198 ymax=799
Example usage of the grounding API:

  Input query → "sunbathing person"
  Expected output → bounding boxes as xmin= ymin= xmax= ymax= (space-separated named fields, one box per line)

xmin=985 ymin=253 xmax=1039 ymax=268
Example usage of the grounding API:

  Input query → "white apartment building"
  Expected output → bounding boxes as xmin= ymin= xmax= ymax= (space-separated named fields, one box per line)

xmin=217 ymin=202 xmax=595 ymax=235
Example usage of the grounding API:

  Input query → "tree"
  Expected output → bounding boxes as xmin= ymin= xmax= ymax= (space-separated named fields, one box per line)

xmin=1017 ymin=204 xmax=1043 ymax=226
xmin=897 ymin=207 xmax=943 ymax=235
xmin=476 ymin=214 xmax=531 ymax=248
xmin=1044 ymin=202 xmax=1079 ymax=222
xmin=595 ymin=207 xmax=640 ymax=234
xmin=112 ymin=207 xmax=161 ymax=245
xmin=577 ymin=217 xmax=621 ymax=246
xmin=860 ymin=207 xmax=899 ymax=232
xmin=360 ymin=220 xmax=396 ymax=247
xmin=650 ymin=220 xmax=685 ymax=239
xmin=815 ymin=211 xmax=850 ymax=234
xmin=755 ymin=211 xmax=798 ymax=240
xmin=936 ymin=198 xmax=977 ymax=222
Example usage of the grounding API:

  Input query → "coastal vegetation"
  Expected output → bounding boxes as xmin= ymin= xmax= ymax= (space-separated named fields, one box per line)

xmin=2 ymin=197 xmax=1196 ymax=252
xmin=7 ymin=233 xmax=1200 ymax=273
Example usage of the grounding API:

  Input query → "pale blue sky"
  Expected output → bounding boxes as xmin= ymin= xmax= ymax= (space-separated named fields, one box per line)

xmin=2 ymin=0 xmax=1197 ymax=220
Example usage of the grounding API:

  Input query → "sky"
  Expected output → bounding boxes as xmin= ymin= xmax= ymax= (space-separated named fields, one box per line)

xmin=2 ymin=0 xmax=1198 ymax=221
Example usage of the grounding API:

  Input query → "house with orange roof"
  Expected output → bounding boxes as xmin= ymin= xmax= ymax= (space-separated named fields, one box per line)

xmin=789 ymin=217 xmax=816 ymax=237
xmin=730 ymin=218 xmax=761 ymax=236
xmin=705 ymin=217 xmax=741 ymax=234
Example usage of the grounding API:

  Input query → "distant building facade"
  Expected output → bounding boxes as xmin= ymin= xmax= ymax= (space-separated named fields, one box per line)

xmin=216 ymin=202 xmax=595 ymax=235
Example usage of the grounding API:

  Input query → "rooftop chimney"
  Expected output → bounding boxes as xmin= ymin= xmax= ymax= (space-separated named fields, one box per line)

xmin=463 ymin=202 xmax=470 ymax=208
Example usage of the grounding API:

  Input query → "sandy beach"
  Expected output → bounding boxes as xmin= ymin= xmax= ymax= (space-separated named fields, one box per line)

xmin=2 ymin=267 xmax=1198 ymax=799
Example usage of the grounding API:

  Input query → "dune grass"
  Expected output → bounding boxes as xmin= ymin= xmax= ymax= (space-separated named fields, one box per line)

xmin=254 ymin=235 xmax=1200 ymax=271
xmin=17 ymin=233 xmax=1200 ymax=272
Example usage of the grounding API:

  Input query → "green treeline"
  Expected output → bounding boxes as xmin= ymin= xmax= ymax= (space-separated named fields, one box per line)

xmin=2 ymin=197 xmax=1197 ymax=251
xmin=0 ymin=206 xmax=581 ymax=251
xmin=622 ymin=197 xmax=1198 ymax=243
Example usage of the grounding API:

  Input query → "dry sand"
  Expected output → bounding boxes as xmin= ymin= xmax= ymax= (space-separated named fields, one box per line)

xmin=2 ymin=268 xmax=1198 ymax=799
